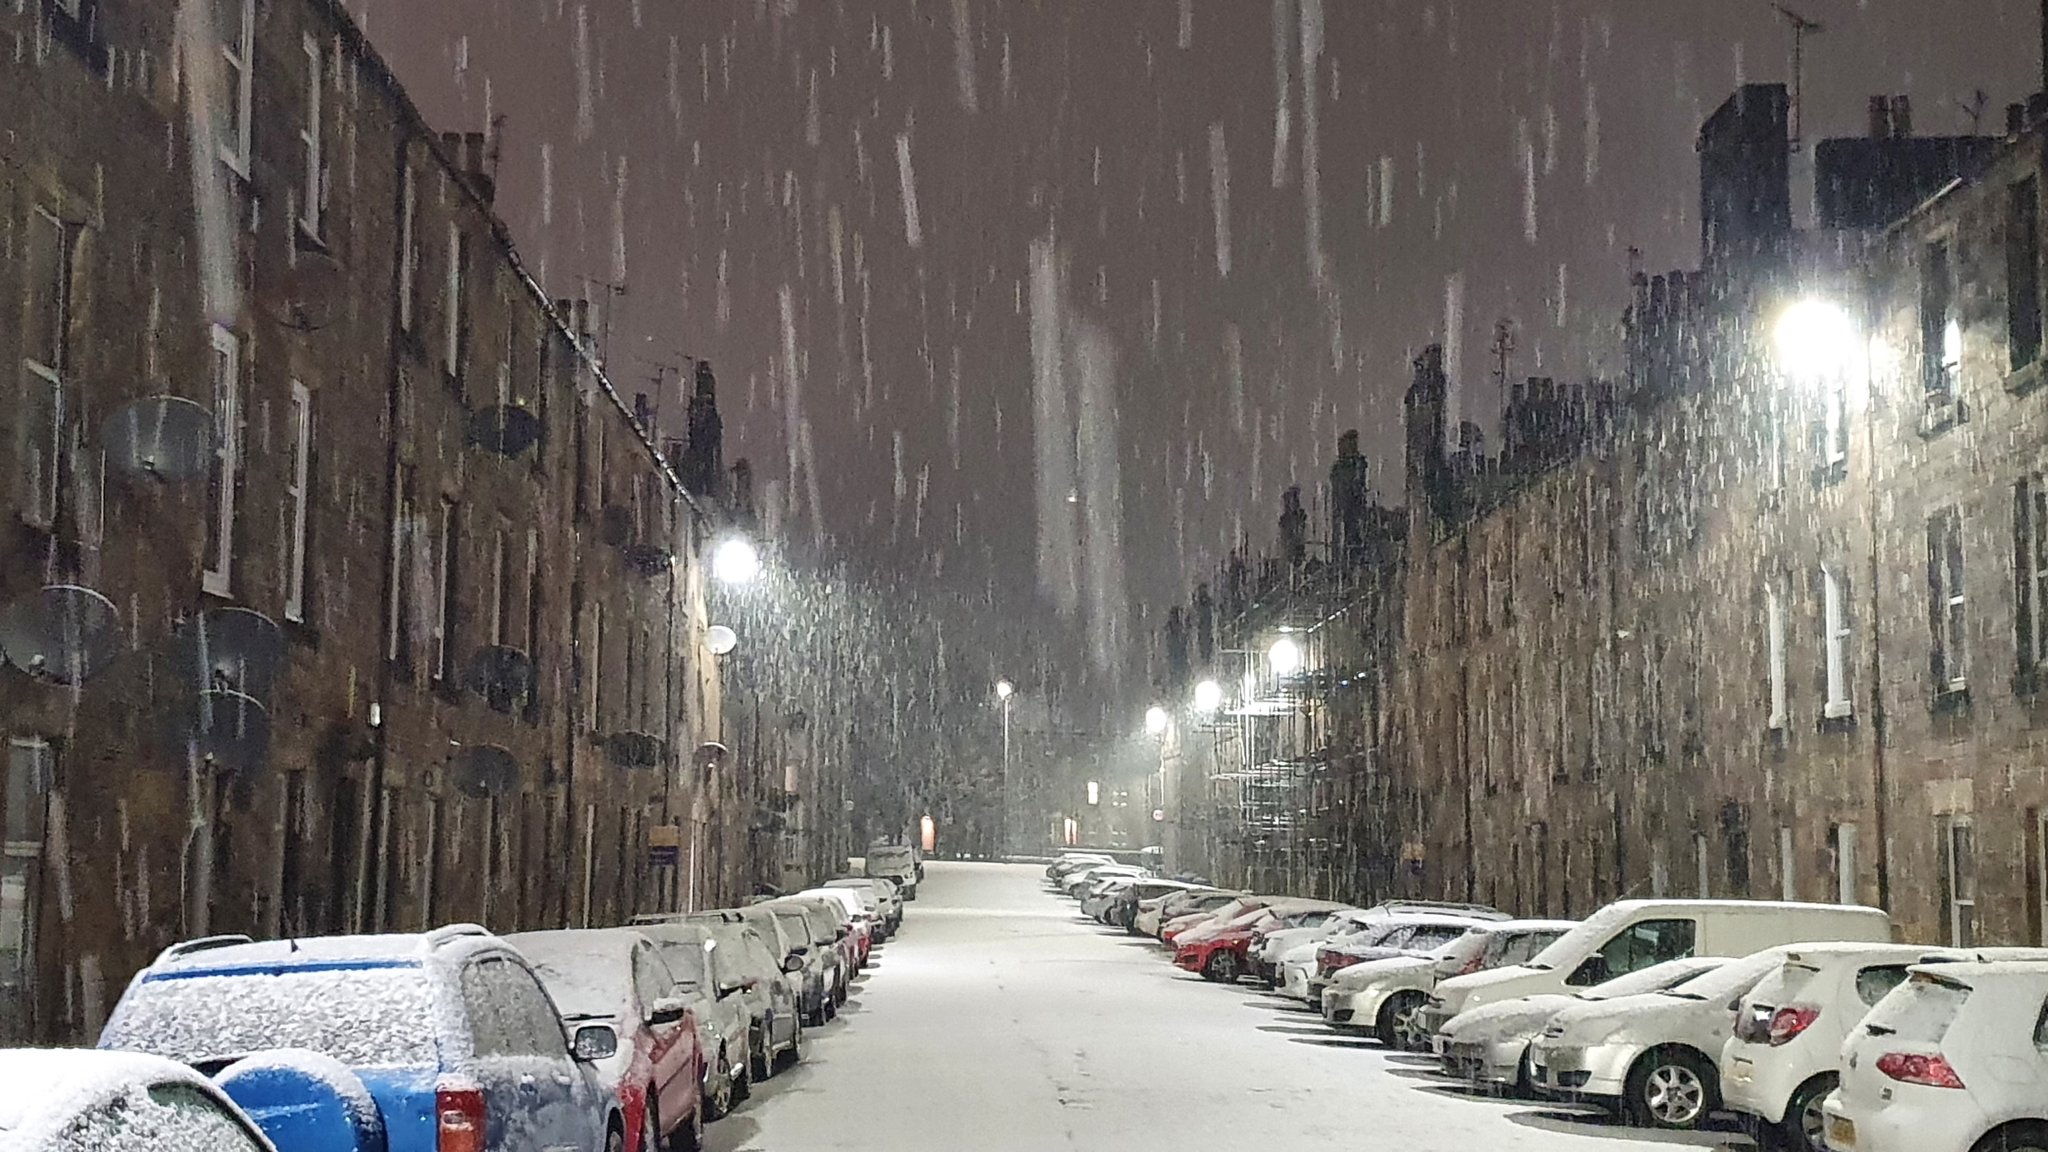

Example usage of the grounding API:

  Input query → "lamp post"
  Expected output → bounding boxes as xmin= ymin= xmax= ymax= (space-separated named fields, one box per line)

xmin=996 ymin=679 xmax=1014 ymax=853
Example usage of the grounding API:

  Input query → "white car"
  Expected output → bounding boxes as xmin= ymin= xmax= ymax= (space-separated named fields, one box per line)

xmin=1308 ymin=915 xmax=1488 ymax=1008
xmin=1529 ymin=946 xmax=1806 ymax=1130
xmin=1275 ymin=915 xmax=1430 ymax=1003
xmin=1080 ymin=875 xmax=1142 ymax=921
xmin=1252 ymin=907 xmax=1371 ymax=984
xmin=826 ymin=877 xmax=901 ymax=933
xmin=866 ymin=843 xmax=921 ymax=899
xmin=1136 ymin=888 xmax=1233 ymax=937
xmin=1824 ymin=960 xmax=2048 ymax=1152
xmin=1063 ymin=864 xmax=1147 ymax=897
xmin=1438 ymin=956 xmax=1727 ymax=1093
xmin=0 ymin=1049 xmax=286 ymax=1151
xmin=1719 ymin=943 xmax=1942 ymax=1151
xmin=1323 ymin=919 xmax=1575 ymax=1049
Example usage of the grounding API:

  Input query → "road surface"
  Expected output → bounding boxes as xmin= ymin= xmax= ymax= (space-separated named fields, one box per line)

xmin=709 ymin=862 xmax=1746 ymax=1152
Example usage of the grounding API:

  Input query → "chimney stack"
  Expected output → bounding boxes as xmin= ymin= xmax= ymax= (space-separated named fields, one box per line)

xmin=1890 ymin=95 xmax=1913 ymax=137
xmin=1868 ymin=96 xmax=1892 ymax=140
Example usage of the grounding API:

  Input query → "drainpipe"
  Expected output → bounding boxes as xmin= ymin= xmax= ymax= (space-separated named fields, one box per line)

xmin=1862 ymin=279 xmax=1892 ymax=911
xmin=365 ymin=132 xmax=413 ymax=934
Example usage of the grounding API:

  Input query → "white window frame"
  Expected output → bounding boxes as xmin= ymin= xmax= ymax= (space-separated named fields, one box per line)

xmin=2024 ymin=477 xmax=2048 ymax=671
xmin=1766 ymin=580 xmax=1788 ymax=729
xmin=1823 ymin=375 xmax=1849 ymax=467
xmin=1694 ymin=832 xmax=1711 ymax=898
xmin=488 ymin=527 xmax=508 ymax=647
xmin=219 ymin=0 xmax=255 ymax=176
xmin=1822 ymin=564 xmax=1852 ymax=719
xmin=444 ymin=224 xmax=466 ymax=380
xmin=588 ymin=603 xmax=604 ymax=729
xmin=1943 ymin=818 xmax=1977 ymax=947
xmin=1779 ymin=825 xmax=1797 ymax=901
xmin=399 ymin=164 xmax=419 ymax=332
xmin=203 ymin=324 xmax=241 ymax=597
xmin=0 ymin=738 xmax=52 ymax=1040
xmin=20 ymin=208 xmax=72 ymax=533
xmin=284 ymin=381 xmax=312 ymax=622
xmin=433 ymin=498 xmax=455 ymax=681
xmin=1834 ymin=823 xmax=1859 ymax=904
xmin=386 ymin=467 xmax=410 ymax=662
xmin=299 ymin=33 xmax=324 ymax=238
xmin=1930 ymin=507 xmax=1968 ymax=693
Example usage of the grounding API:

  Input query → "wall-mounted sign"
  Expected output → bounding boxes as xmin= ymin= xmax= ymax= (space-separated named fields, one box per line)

xmin=648 ymin=823 xmax=682 ymax=867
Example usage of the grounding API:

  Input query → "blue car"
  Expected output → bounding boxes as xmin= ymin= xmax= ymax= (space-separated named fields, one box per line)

xmin=97 ymin=924 xmax=625 ymax=1152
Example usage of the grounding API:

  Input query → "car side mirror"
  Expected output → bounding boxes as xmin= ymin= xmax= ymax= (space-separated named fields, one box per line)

xmin=835 ymin=926 xmax=849 ymax=941
xmin=716 ymin=983 xmax=743 ymax=1000
xmin=648 ymin=996 xmax=690 ymax=1027
xmin=572 ymin=1024 xmax=619 ymax=1062
xmin=783 ymin=955 xmax=805 ymax=974
xmin=1566 ymin=957 xmax=1607 ymax=987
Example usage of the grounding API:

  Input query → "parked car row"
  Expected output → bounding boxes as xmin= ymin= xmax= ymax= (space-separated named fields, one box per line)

xmin=0 ymin=875 xmax=911 ymax=1152
xmin=1052 ymin=854 xmax=2048 ymax=1152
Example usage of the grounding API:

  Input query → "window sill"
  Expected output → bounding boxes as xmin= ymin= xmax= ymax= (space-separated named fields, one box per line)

xmin=2006 ymin=359 xmax=2045 ymax=397
xmin=283 ymin=616 xmax=320 ymax=649
xmin=1812 ymin=459 xmax=1848 ymax=488
xmin=1920 ymin=393 xmax=1965 ymax=438
xmin=294 ymin=221 xmax=329 ymax=256
xmin=1819 ymin=704 xmax=1856 ymax=733
xmin=1931 ymin=685 xmax=1972 ymax=716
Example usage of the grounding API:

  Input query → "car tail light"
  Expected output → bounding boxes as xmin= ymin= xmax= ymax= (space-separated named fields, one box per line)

xmin=1457 ymin=954 xmax=1485 ymax=975
xmin=1875 ymin=1052 xmax=1966 ymax=1089
xmin=436 ymin=1083 xmax=487 ymax=1152
xmin=1767 ymin=1006 xmax=1819 ymax=1046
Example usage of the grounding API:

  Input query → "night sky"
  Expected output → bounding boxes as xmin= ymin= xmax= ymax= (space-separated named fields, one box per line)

xmin=349 ymin=0 xmax=2041 ymax=697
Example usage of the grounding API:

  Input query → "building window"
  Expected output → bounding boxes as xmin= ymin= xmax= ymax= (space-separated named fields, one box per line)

xmin=386 ymin=465 xmax=414 ymax=664
xmin=1830 ymin=822 xmax=1859 ymax=904
xmin=2012 ymin=178 xmax=2043 ymax=372
xmin=1766 ymin=579 xmax=1788 ymax=729
xmin=489 ymin=527 xmax=509 ymax=647
xmin=18 ymin=209 xmax=74 ymax=531
xmin=1822 ymin=564 xmax=1852 ymax=719
xmin=1939 ymin=817 xmax=1977 ymax=947
xmin=445 ymin=225 xmax=468 ymax=385
xmin=202 ymin=325 xmax=241 ymax=597
xmin=1720 ymin=802 xmax=1750 ymax=897
xmin=399 ymin=163 xmax=419 ymax=333
xmin=1822 ymin=373 xmax=1850 ymax=467
xmin=2017 ymin=476 xmax=2048 ymax=679
xmin=218 ymin=0 xmax=255 ymax=174
xmin=1928 ymin=506 xmax=1967 ymax=694
xmin=284 ymin=382 xmax=313 ymax=623
xmin=299 ymin=33 xmax=324 ymax=239
xmin=0 ymin=738 xmax=52 ymax=1042
xmin=434 ymin=498 xmax=458 ymax=681
xmin=588 ymin=603 xmax=604 ymax=730
xmin=1923 ymin=240 xmax=1961 ymax=399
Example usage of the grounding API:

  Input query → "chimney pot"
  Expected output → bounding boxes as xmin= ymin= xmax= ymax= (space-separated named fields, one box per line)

xmin=1890 ymin=95 xmax=1913 ymax=137
xmin=1868 ymin=96 xmax=1892 ymax=139
xmin=2012 ymin=102 xmax=2029 ymax=136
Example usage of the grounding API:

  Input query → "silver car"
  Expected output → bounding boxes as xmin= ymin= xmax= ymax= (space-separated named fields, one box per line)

xmin=634 ymin=922 xmax=756 ymax=1120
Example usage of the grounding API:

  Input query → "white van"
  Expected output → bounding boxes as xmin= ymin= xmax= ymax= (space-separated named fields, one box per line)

xmin=865 ymin=844 xmax=919 ymax=899
xmin=1422 ymin=899 xmax=1891 ymax=1038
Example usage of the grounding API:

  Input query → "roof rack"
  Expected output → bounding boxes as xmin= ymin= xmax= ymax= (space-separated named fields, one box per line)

xmin=423 ymin=923 xmax=493 ymax=949
xmin=154 ymin=935 xmax=256 ymax=965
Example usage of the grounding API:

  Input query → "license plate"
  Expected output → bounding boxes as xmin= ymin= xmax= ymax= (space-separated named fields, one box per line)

xmin=1828 ymin=1116 xmax=1855 ymax=1149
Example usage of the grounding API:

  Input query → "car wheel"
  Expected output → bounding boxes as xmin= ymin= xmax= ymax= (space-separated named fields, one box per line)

xmin=1625 ymin=1049 xmax=1717 ymax=1130
xmin=733 ymin=1056 xmax=753 ymax=1105
xmin=663 ymin=1094 xmax=704 ymax=1152
xmin=1204 ymin=951 xmax=1242 ymax=984
xmin=1376 ymin=991 xmax=1429 ymax=1050
xmin=640 ymin=1098 xmax=659 ymax=1152
xmin=1772 ymin=1074 xmax=1835 ymax=1152
xmin=1976 ymin=1123 xmax=2048 ymax=1152
xmin=607 ymin=1123 xmax=626 ymax=1152
xmin=704 ymin=1048 xmax=734 ymax=1121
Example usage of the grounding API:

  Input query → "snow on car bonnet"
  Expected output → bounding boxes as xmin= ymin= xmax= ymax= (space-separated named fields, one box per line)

xmin=99 ymin=959 xmax=441 ymax=1068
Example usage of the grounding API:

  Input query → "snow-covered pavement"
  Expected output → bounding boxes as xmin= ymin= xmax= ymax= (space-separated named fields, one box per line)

xmin=709 ymin=862 xmax=1749 ymax=1152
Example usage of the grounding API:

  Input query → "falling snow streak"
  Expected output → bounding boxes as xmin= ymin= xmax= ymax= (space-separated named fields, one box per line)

xmin=951 ymin=0 xmax=979 ymax=114
xmin=1270 ymin=0 xmax=1293 ymax=189
xmin=1208 ymin=123 xmax=1231 ymax=278
xmin=573 ymin=3 xmax=596 ymax=143
xmin=1071 ymin=317 xmax=1128 ymax=675
xmin=896 ymin=132 xmax=923 ymax=250
xmin=1299 ymin=0 xmax=1326 ymax=284
xmin=1028 ymin=237 xmax=1080 ymax=618
xmin=175 ymin=0 xmax=238 ymax=327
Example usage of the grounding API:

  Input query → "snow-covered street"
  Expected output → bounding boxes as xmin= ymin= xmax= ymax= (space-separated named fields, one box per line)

xmin=711 ymin=862 xmax=1750 ymax=1152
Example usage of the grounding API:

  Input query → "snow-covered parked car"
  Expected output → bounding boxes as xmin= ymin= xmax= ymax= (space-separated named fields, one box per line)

xmin=826 ymin=878 xmax=902 ymax=934
xmin=97 ymin=925 xmax=628 ymax=1152
xmin=764 ymin=902 xmax=840 ymax=1024
xmin=1718 ymin=943 xmax=1944 ymax=1151
xmin=1110 ymin=880 xmax=1202 ymax=931
xmin=1528 ymin=945 xmax=1810 ymax=1130
xmin=797 ymin=889 xmax=876 ymax=968
xmin=866 ymin=843 xmax=921 ymax=899
xmin=686 ymin=915 xmax=807 ymax=1080
xmin=609 ymin=923 xmax=754 ymax=1121
xmin=1137 ymin=889 xmax=1235 ymax=938
xmin=507 ymin=928 xmax=710 ymax=1149
xmin=1323 ymin=918 xmax=1575 ymax=1048
xmin=1823 ymin=960 xmax=2048 ymax=1152
xmin=1162 ymin=895 xmax=1272 ymax=945
xmin=1251 ymin=906 xmax=1374 ymax=987
xmin=1307 ymin=914 xmax=1490 ymax=1008
xmin=1063 ymin=864 xmax=1148 ymax=898
xmin=1422 ymin=899 xmax=1893 ymax=1042
xmin=1437 ymin=956 xmax=1727 ymax=1094
xmin=1079 ymin=874 xmax=1142 ymax=921
xmin=779 ymin=896 xmax=860 ymax=994
xmin=0 ymin=1048 xmax=294 ymax=1152
xmin=1174 ymin=900 xmax=1350 ymax=983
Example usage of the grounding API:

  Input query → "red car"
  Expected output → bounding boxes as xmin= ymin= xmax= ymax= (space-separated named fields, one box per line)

xmin=510 ymin=928 xmax=707 ymax=1152
xmin=1175 ymin=926 xmax=1261 ymax=983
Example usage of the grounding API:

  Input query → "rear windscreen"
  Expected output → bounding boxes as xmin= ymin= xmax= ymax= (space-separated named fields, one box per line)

xmin=1745 ymin=962 xmax=1821 ymax=1010
xmin=1861 ymin=973 xmax=1968 ymax=1042
xmin=102 ymin=965 xmax=440 ymax=1067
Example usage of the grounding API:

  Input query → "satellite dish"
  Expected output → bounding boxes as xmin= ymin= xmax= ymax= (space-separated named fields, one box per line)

xmin=693 ymin=741 xmax=730 ymax=770
xmin=604 ymin=731 xmax=666 ymax=769
xmin=171 ymin=607 xmax=286 ymax=699
xmin=0 ymin=584 xmax=121 ymax=684
xmin=454 ymin=743 xmax=521 ymax=798
xmin=623 ymin=543 xmax=672 ymax=576
xmin=704 ymin=625 xmax=738 ymax=656
xmin=466 ymin=645 xmax=535 ymax=712
xmin=164 ymin=689 xmax=271 ymax=775
xmin=101 ymin=396 xmax=216 ymax=481
xmin=467 ymin=405 xmax=543 ymax=457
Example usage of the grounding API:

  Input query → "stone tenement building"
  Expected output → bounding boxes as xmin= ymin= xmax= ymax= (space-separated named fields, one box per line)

xmin=1165 ymin=85 xmax=2048 ymax=949
xmin=0 ymin=0 xmax=757 ymax=1044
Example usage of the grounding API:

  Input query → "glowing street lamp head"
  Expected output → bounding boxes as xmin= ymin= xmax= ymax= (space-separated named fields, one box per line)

xmin=1192 ymin=679 xmax=1223 ymax=713
xmin=1268 ymin=636 xmax=1304 ymax=677
xmin=1774 ymin=298 xmax=1858 ymax=380
xmin=1145 ymin=706 xmax=1169 ymax=736
xmin=711 ymin=537 xmax=762 ymax=585
xmin=995 ymin=679 xmax=1014 ymax=700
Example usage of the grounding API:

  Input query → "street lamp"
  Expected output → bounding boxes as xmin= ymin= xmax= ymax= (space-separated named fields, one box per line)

xmin=1773 ymin=298 xmax=1857 ymax=380
xmin=1268 ymin=636 xmax=1304 ymax=677
xmin=711 ymin=536 xmax=761 ymax=585
xmin=1145 ymin=705 xmax=1169 ymax=736
xmin=1192 ymin=678 xmax=1223 ymax=713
